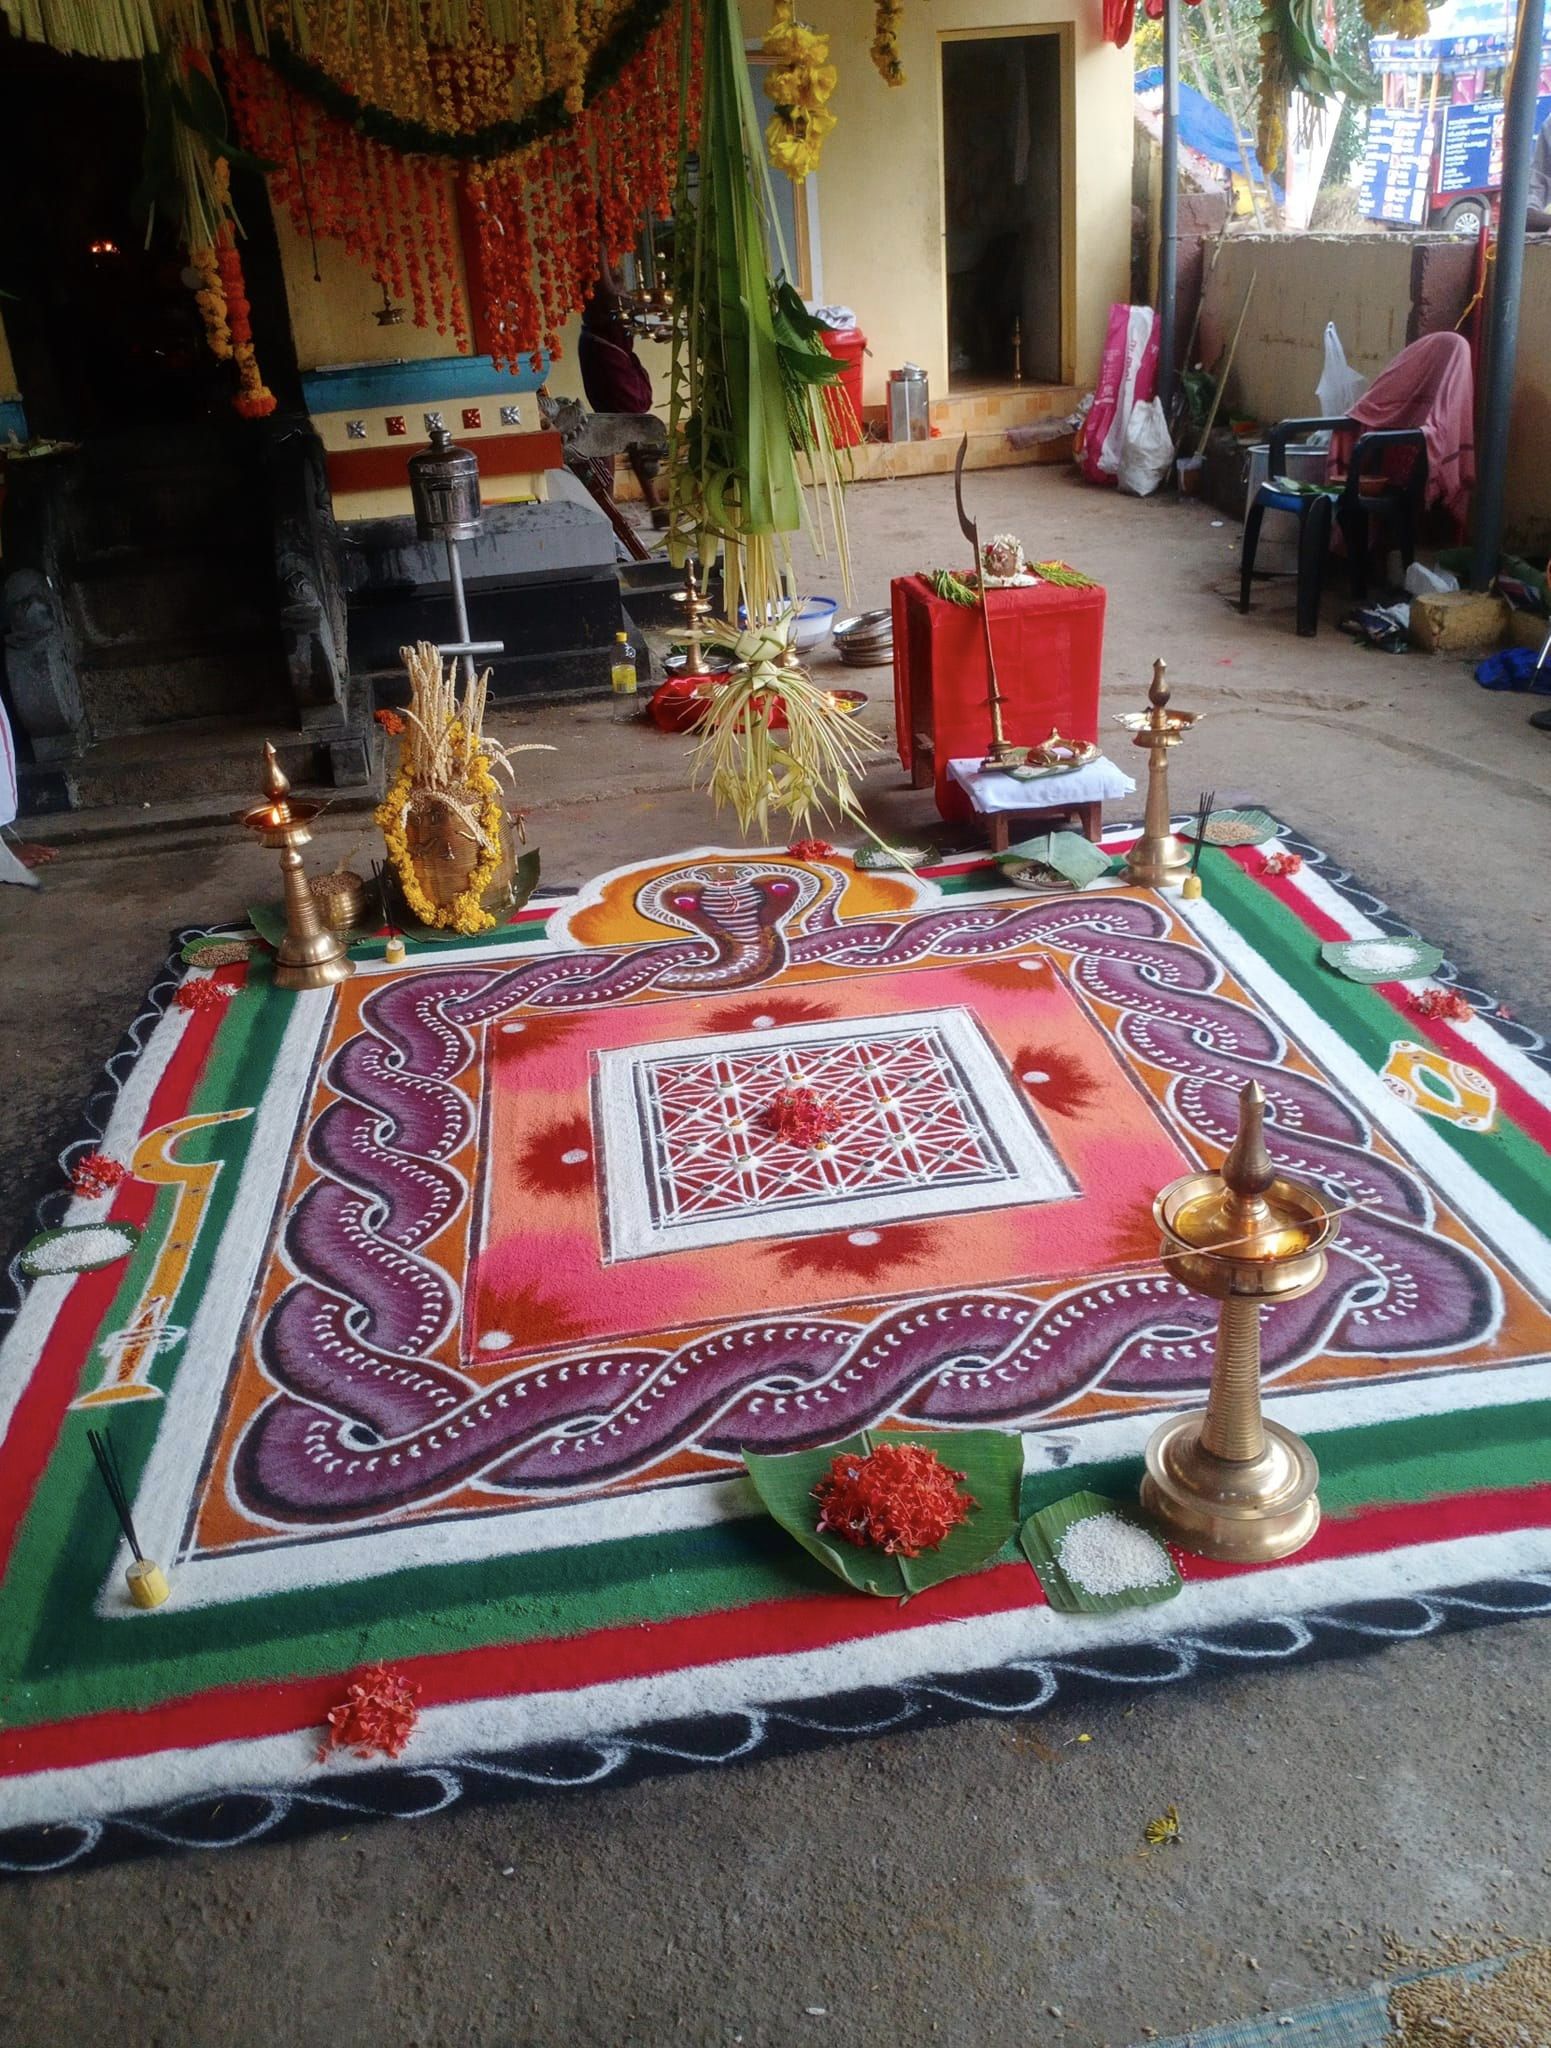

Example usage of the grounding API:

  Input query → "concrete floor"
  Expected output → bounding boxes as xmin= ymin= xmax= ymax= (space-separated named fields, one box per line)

xmin=2 ymin=468 xmax=1549 ymax=2048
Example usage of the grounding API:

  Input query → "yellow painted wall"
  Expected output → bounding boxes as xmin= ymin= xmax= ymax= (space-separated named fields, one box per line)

xmin=740 ymin=0 xmax=1133 ymax=404
xmin=1201 ymin=234 xmax=1551 ymax=554
xmin=273 ymin=178 xmax=475 ymax=371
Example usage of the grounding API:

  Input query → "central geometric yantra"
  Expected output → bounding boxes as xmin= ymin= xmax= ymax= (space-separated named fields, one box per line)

xmin=593 ymin=1007 xmax=1074 ymax=1260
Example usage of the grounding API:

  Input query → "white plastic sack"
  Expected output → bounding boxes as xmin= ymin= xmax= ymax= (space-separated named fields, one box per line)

xmin=1316 ymin=322 xmax=1367 ymax=419
xmin=1095 ymin=306 xmax=1158 ymax=478
xmin=1116 ymin=397 xmax=1175 ymax=498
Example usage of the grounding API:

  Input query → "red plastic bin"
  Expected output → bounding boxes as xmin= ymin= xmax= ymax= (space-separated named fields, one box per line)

xmin=820 ymin=325 xmax=866 ymax=449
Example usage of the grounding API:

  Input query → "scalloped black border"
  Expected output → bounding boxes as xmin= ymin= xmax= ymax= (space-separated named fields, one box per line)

xmin=1 ymin=829 xmax=1547 ymax=1877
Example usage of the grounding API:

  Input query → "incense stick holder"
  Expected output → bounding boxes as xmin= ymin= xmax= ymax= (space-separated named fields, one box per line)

xmin=126 ymin=1559 xmax=170 ymax=1609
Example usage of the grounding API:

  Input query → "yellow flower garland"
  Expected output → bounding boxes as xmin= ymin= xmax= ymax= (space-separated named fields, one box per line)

xmin=763 ymin=0 xmax=838 ymax=182
xmin=870 ymin=0 xmax=905 ymax=86
xmin=375 ymin=731 xmax=507 ymax=938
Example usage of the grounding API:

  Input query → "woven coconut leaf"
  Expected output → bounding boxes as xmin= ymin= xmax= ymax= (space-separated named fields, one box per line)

xmin=1020 ymin=1490 xmax=1182 ymax=1615
xmin=743 ymin=1428 xmax=1023 ymax=1600
xmin=1320 ymin=935 xmax=1444 ymax=985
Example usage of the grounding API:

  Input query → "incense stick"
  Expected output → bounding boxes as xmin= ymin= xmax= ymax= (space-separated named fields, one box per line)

xmin=1191 ymin=789 xmax=1214 ymax=875
xmin=87 ymin=1427 xmax=144 ymax=1563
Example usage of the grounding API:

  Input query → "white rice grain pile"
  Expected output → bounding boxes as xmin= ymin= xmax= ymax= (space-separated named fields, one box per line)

xmin=1057 ymin=1512 xmax=1174 ymax=1596
xmin=22 ymin=1226 xmax=137 ymax=1276
xmin=1339 ymin=939 xmax=1415 ymax=975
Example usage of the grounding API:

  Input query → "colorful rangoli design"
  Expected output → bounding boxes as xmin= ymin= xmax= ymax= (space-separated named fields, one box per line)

xmin=2 ymin=832 xmax=1549 ymax=1871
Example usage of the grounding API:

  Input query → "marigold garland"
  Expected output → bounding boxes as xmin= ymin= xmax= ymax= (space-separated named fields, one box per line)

xmin=226 ymin=3 xmax=696 ymax=369
xmin=762 ymin=0 xmax=837 ymax=182
xmin=870 ymin=0 xmax=905 ymax=86
xmin=813 ymin=1443 xmax=976 ymax=1558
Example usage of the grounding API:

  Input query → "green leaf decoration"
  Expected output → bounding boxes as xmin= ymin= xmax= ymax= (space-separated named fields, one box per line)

xmin=1020 ymin=1490 xmax=1182 ymax=1615
xmin=996 ymin=831 xmax=1112 ymax=889
xmin=743 ymin=1429 xmax=1023 ymax=1600
xmin=20 ymin=1222 xmax=142 ymax=1280
xmin=1185 ymin=807 xmax=1279 ymax=846
xmin=854 ymin=843 xmax=930 ymax=872
xmin=1319 ymin=935 xmax=1444 ymax=985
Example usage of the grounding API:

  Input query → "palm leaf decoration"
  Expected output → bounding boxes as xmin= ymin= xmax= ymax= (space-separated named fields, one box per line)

xmin=667 ymin=0 xmax=850 ymax=626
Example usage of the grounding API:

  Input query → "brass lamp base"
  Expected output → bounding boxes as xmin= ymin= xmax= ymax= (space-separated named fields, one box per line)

xmin=1123 ymin=834 xmax=1194 ymax=889
xmin=1141 ymin=1413 xmax=1321 ymax=1563
xmin=273 ymin=930 xmax=356 ymax=992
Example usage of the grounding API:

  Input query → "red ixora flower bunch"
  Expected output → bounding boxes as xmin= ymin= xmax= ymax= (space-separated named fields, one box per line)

xmin=70 ymin=1153 xmax=130 ymax=1200
xmin=787 ymin=838 xmax=835 ymax=860
xmin=374 ymin=708 xmax=407 ymax=735
xmin=814 ymin=1442 xmax=977 ymax=1557
xmin=1410 ymin=987 xmax=1474 ymax=1021
xmin=767 ymin=1085 xmax=843 ymax=1148
xmin=1259 ymin=850 xmax=1303 ymax=878
xmin=318 ymin=1664 xmax=421 ymax=1761
xmin=174 ymin=977 xmax=235 ymax=1014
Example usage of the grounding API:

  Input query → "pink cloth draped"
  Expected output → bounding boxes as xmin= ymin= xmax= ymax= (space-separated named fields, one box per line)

xmin=1327 ymin=330 xmax=1475 ymax=530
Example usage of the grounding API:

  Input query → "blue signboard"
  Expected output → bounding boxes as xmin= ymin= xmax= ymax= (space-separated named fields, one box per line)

xmin=1438 ymin=94 xmax=1551 ymax=192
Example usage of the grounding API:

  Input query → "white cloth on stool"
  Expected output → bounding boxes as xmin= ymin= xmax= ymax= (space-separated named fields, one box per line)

xmin=947 ymin=753 xmax=1135 ymax=814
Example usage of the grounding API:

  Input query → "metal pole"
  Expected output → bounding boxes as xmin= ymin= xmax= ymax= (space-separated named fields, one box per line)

xmin=1158 ymin=0 xmax=1181 ymax=418
xmin=1470 ymin=0 xmax=1546 ymax=588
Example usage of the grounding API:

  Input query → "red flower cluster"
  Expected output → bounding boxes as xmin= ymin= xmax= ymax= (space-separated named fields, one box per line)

xmin=1259 ymin=850 xmax=1304 ymax=878
xmin=767 ymin=1085 xmax=844 ymax=1149
xmin=1410 ymin=987 xmax=1474 ymax=1022
xmin=174 ymin=977 xmax=235 ymax=1014
xmin=318 ymin=1664 xmax=421 ymax=1762
xmin=787 ymin=839 xmax=835 ymax=861
xmin=70 ymin=1153 xmax=129 ymax=1200
xmin=375 ymin=708 xmax=407 ymax=735
xmin=813 ymin=1442 xmax=977 ymax=1558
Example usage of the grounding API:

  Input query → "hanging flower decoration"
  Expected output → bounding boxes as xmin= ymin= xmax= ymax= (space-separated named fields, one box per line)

xmin=870 ymin=0 xmax=905 ymax=85
xmin=1255 ymin=0 xmax=1374 ymax=175
xmin=762 ymin=0 xmax=838 ymax=182
xmin=225 ymin=1 xmax=697 ymax=372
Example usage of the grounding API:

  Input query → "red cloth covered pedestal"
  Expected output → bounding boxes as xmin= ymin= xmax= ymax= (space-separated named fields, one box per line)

xmin=890 ymin=572 xmax=1107 ymax=821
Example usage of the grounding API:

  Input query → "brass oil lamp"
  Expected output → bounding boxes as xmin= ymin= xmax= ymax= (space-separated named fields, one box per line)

xmin=240 ymin=744 xmax=355 ymax=992
xmin=1140 ymin=1079 xmax=1340 ymax=1563
xmin=1117 ymin=658 xmax=1199 ymax=889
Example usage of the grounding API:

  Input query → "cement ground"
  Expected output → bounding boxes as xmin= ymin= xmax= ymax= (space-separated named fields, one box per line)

xmin=2 ymin=468 xmax=1549 ymax=2048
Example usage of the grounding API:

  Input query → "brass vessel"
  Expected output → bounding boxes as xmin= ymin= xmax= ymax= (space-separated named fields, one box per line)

xmin=1117 ymin=658 xmax=1199 ymax=889
xmin=240 ymin=745 xmax=355 ymax=993
xmin=1140 ymin=1079 xmax=1340 ymax=1563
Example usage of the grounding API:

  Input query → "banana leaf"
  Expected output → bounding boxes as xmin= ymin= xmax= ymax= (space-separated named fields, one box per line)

xmin=742 ymin=1428 xmax=1024 ymax=1601
xmin=1020 ymin=1490 xmax=1182 ymax=1615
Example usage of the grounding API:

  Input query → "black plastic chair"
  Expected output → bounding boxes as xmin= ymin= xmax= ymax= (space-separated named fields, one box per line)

xmin=1239 ymin=416 xmax=1429 ymax=636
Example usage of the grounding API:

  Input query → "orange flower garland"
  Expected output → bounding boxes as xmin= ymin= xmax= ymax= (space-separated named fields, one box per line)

xmin=187 ymin=156 xmax=276 ymax=418
xmin=225 ymin=6 xmax=694 ymax=373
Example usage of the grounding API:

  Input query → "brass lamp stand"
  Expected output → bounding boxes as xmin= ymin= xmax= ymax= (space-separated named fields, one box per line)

xmin=1117 ymin=658 xmax=1199 ymax=889
xmin=1140 ymin=1079 xmax=1340 ymax=1563
xmin=676 ymin=557 xmax=715 ymax=676
xmin=240 ymin=744 xmax=355 ymax=992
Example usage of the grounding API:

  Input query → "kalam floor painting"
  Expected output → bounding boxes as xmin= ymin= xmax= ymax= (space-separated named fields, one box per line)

xmin=2 ymin=833 xmax=1549 ymax=1871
